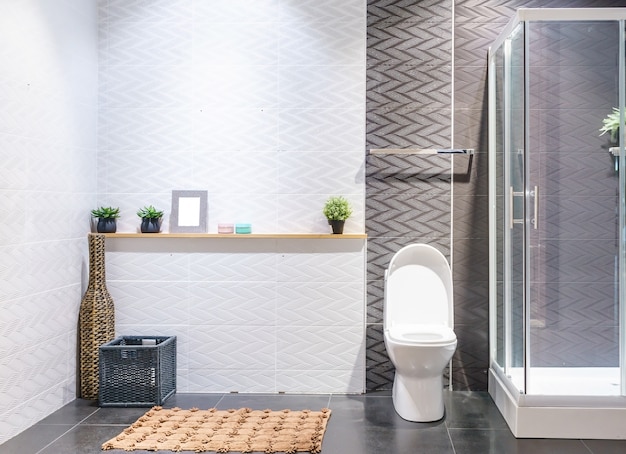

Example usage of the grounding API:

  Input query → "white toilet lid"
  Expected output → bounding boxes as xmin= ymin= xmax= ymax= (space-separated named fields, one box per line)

xmin=387 ymin=324 xmax=457 ymax=346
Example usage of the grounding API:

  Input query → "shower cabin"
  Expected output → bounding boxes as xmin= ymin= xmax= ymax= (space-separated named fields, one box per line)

xmin=488 ymin=9 xmax=626 ymax=438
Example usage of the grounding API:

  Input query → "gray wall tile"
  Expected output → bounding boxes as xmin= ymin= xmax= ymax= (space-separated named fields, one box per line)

xmin=367 ymin=0 xmax=622 ymax=392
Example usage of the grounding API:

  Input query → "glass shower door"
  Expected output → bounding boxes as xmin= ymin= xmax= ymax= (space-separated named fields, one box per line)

xmin=490 ymin=11 xmax=626 ymax=418
xmin=501 ymin=23 xmax=527 ymax=393
xmin=525 ymin=19 xmax=623 ymax=396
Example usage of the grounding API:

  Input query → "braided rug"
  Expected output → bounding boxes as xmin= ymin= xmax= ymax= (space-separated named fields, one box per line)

xmin=102 ymin=406 xmax=332 ymax=453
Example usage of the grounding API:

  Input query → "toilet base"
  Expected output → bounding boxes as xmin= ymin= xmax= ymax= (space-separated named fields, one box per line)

xmin=392 ymin=373 xmax=445 ymax=422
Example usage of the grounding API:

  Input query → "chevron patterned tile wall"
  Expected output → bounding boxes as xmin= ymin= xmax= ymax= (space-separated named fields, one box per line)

xmin=367 ymin=0 xmax=452 ymax=151
xmin=99 ymin=0 xmax=366 ymax=393
xmin=525 ymin=18 xmax=621 ymax=369
xmin=367 ymin=0 xmax=623 ymax=392
xmin=99 ymin=0 xmax=366 ymax=235
xmin=366 ymin=0 xmax=454 ymax=390
xmin=110 ymin=239 xmax=366 ymax=394
xmin=366 ymin=1 xmax=451 ymax=391
xmin=0 ymin=0 xmax=99 ymax=444
xmin=452 ymin=0 xmax=512 ymax=389
xmin=531 ymin=326 xmax=619 ymax=367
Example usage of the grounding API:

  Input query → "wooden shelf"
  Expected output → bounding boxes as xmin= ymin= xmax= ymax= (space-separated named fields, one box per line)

xmin=101 ymin=233 xmax=367 ymax=239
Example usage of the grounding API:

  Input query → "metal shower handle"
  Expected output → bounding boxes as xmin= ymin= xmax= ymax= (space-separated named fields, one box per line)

xmin=532 ymin=186 xmax=538 ymax=230
xmin=509 ymin=186 xmax=538 ymax=230
xmin=509 ymin=186 xmax=524 ymax=229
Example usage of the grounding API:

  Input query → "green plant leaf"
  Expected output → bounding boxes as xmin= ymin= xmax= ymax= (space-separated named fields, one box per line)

xmin=599 ymin=107 xmax=624 ymax=143
xmin=323 ymin=196 xmax=353 ymax=221
xmin=136 ymin=205 xmax=164 ymax=219
xmin=91 ymin=206 xmax=120 ymax=218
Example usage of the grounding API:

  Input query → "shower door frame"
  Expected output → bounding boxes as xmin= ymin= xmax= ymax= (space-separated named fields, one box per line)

xmin=498 ymin=20 xmax=528 ymax=396
xmin=619 ymin=18 xmax=626 ymax=398
xmin=488 ymin=7 xmax=626 ymax=439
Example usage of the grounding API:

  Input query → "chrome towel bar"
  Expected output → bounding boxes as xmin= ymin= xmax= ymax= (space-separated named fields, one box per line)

xmin=369 ymin=148 xmax=474 ymax=155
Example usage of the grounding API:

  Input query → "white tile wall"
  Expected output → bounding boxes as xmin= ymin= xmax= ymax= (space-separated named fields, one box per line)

xmin=0 ymin=0 xmax=365 ymax=444
xmin=98 ymin=0 xmax=366 ymax=233
xmin=0 ymin=0 xmax=98 ymax=444
xmin=107 ymin=238 xmax=366 ymax=393
xmin=98 ymin=0 xmax=367 ymax=395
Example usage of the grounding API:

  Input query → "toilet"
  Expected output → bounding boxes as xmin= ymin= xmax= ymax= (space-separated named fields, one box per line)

xmin=384 ymin=243 xmax=457 ymax=422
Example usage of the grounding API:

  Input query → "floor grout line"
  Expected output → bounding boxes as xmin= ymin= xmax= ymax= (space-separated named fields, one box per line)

xmin=35 ymin=407 xmax=103 ymax=454
xmin=446 ymin=425 xmax=458 ymax=454
xmin=580 ymin=439 xmax=595 ymax=454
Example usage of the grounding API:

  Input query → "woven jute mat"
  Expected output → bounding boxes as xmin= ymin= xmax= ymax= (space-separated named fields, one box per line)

xmin=102 ymin=406 xmax=331 ymax=453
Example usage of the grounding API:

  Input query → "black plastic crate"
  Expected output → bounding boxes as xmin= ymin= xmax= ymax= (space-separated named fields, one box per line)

xmin=98 ymin=335 xmax=176 ymax=407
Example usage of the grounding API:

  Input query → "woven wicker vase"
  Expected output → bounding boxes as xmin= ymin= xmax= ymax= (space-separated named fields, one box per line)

xmin=79 ymin=233 xmax=115 ymax=400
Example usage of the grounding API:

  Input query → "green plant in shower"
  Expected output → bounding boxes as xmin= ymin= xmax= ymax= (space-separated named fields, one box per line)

xmin=599 ymin=107 xmax=624 ymax=143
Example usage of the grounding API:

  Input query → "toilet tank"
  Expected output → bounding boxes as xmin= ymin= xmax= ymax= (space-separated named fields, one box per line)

xmin=384 ymin=244 xmax=453 ymax=328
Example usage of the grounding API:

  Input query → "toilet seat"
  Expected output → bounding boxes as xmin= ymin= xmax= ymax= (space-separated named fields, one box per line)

xmin=387 ymin=324 xmax=456 ymax=346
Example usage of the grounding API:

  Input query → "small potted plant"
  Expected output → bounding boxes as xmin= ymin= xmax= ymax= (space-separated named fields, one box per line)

xmin=91 ymin=206 xmax=120 ymax=233
xmin=137 ymin=205 xmax=164 ymax=233
xmin=599 ymin=107 xmax=624 ymax=145
xmin=323 ymin=196 xmax=353 ymax=234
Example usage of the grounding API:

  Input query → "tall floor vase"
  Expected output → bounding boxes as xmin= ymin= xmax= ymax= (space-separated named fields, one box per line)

xmin=79 ymin=233 xmax=115 ymax=399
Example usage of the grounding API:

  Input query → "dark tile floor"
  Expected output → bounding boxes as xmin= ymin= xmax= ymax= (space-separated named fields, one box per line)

xmin=1 ymin=391 xmax=625 ymax=454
